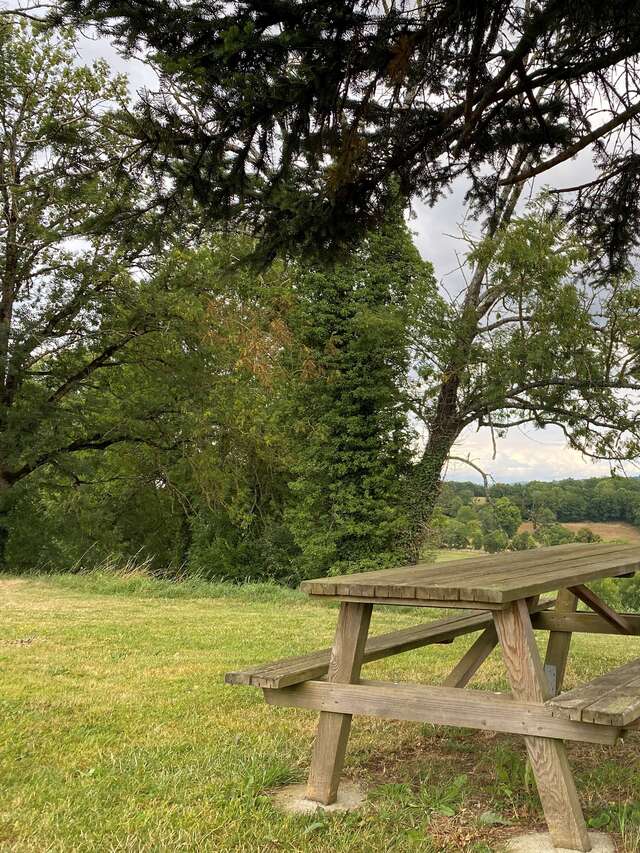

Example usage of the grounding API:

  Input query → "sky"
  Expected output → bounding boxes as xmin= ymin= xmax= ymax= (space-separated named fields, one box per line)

xmin=71 ymin=29 xmax=635 ymax=486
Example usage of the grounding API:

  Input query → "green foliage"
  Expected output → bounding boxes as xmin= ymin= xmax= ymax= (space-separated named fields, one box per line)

xmin=534 ymin=523 xmax=576 ymax=547
xmin=55 ymin=0 xmax=640 ymax=274
xmin=0 ymin=20 xmax=199 ymax=563
xmin=5 ymin=22 xmax=640 ymax=585
xmin=284 ymin=208 xmax=436 ymax=576
xmin=510 ymin=531 xmax=536 ymax=551
xmin=483 ymin=529 xmax=509 ymax=553
xmin=575 ymin=527 xmax=602 ymax=543
xmin=445 ymin=476 xmax=640 ymax=529
xmin=492 ymin=498 xmax=522 ymax=538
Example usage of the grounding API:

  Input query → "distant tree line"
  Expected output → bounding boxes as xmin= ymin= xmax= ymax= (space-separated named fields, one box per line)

xmin=432 ymin=477 xmax=640 ymax=555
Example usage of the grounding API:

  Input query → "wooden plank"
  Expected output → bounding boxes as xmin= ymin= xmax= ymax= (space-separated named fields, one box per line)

xmin=494 ymin=599 xmax=590 ymax=852
xmin=443 ymin=627 xmax=498 ymax=688
xmin=306 ymin=602 xmax=372 ymax=804
xmin=533 ymin=611 xmax=640 ymax=635
xmin=415 ymin=545 xmax=628 ymax=603
xmin=581 ymin=674 xmax=640 ymax=726
xmin=226 ymin=601 xmax=557 ymax=690
xmin=299 ymin=543 xmax=623 ymax=599
xmin=548 ymin=658 xmax=640 ymax=725
xmin=466 ymin=551 xmax=640 ymax=605
xmin=300 ymin=544 xmax=640 ymax=605
xmin=263 ymin=680 xmax=621 ymax=746
xmin=568 ymin=584 xmax=635 ymax=635
xmin=329 ymin=594 xmax=508 ymax=609
xmin=543 ymin=589 xmax=578 ymax=696
xmin=382 ymin=544 xmax=625 ymax=602
xmin=225 ymin=610 xmax=495 ymax=688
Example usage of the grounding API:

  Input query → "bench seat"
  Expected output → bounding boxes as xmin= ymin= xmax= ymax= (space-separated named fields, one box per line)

xmin=547 ymin=657 xmax=640 ymax=726
xmin=225 ymin=600 xmax=554 ymax=690
xmin=225 ymin=609 xmax=508 ymax=688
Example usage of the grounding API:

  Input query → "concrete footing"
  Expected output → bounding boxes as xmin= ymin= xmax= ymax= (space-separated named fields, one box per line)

xmin=270 ymin=782 xmax=365 ymax=815
xmin=503 ymin=832 xmax=615 ymax=853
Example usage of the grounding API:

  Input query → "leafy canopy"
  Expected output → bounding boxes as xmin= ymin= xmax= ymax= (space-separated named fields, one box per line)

xmin=43 ymin=0 xmax=640 ymax=270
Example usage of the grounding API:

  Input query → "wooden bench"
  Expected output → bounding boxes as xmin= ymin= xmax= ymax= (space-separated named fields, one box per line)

xmin=547 ymin=657 xmax=640 ymax=726
xmin=226 ymin=601 xmax=556 ymax=690
xmin=225 ymin=609 xmax=497 ymax=688
xmin=225 ymin=545 xmax=640 ymax=853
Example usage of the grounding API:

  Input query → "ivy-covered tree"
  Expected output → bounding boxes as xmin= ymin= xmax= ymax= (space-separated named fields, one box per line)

xmin=284 ymin=208 xmax=436 ymax=575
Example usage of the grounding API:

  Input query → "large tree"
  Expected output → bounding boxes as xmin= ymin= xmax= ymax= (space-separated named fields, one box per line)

xmin=34 ymin=0 xmax=640 ymax=271
xmin=285 ymin=202 xmax=435 ymax=576
xmin=405 ymin=196 xmax=640 ymax=557
xmin=0 ymin=20 xmax=203 ymax=557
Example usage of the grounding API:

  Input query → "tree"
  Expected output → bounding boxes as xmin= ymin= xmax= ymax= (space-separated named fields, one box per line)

xmin=4 ymin=242 xmax=300 ymax=577
xmin=575 ymin=527 xmax=602 ymax=543
xmin=483 ymin=529 xmax=509 ymax=553
xmin=440 ymin=520 xmax=470 ymax=550
xmin=493 ymin=497 xmax=522 ymax=539
xmin=536 ymin=523 xmax=575 ymax=546
xmin=17 ymin=6 xmax=640 ymax=564
xmin=284 ymin=207 xmax=436 ymax=576
xmin=532 ymin=506 xmax=557 ymax=529
xmin=42 ymin=1 xmax=640 ymax=274
xmin=0 ymin=20 xmax=207 ymax=560
xmin=406 ymin=203 xmax=640 ymax=556
xmin=511 ymin=530 xmax=536 ymax=551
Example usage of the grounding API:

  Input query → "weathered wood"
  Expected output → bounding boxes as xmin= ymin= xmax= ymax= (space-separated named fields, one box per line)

xmin=301 ymin=543 xmax=640 ymax=606
xmin=533 ymin=611 xmax=640 ymax=635
xmin=264 ymin=680 xmax=621 ymax=746
xmin=302 ymin=543 xmax=615 ymax=597
xmin=226 ymin=610 xmax=494 ymax=688
xmin=543 ymin=588 xmax=578 ymax=696
xmin=443 ymin=627 xmax=498 ymax=688
xmin=568 ymin=584 xmax=635 ymax=635
xmin=306 ymin=602 xmax=372 ymax=805
xmin=494 ymin=599 xmax=591 ymax=852
xmin=226 ymin=601 xmax=557 ymax=690
xmin=335 ymin=595 xmax=508 ymax=609
xmin=547 ymin=657 xmax=640 ymax=726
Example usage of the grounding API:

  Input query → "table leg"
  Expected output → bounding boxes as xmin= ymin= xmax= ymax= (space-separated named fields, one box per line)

xmin=544 ymin=588 xmax=578 ymax=696
xmin=493 ymin=599 xmax=591 ymax=852
xmin=306 ymin=602 xmax=372 ymax=804
xmin=443 ymin=626 xmax=498 ymax=688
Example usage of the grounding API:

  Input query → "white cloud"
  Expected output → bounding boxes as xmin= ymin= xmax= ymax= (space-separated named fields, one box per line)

xmin=443 ymin=424 xmax=634 ymax=484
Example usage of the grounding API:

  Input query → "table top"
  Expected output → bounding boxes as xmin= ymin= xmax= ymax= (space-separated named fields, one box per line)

xmin=300 ymin=543 xmax=640 ymax=608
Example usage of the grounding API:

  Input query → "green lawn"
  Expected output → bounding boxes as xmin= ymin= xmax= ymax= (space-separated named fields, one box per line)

xmin=2 ymin=571 xmax=640 ymax=852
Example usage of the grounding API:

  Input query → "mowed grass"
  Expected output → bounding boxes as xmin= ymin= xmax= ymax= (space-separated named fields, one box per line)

xmin=2 ymin=571 xmax=640 ymax=852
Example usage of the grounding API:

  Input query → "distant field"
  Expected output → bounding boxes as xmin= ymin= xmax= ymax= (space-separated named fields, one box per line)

xmin=519 ymin=520 xmax=640 ymax=543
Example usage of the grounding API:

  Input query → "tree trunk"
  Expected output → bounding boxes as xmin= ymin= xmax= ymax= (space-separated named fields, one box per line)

xmin=0 ymin=471 xmax=11 ymax=568
xmin=406 ymin=374 xmax=463 ymax=562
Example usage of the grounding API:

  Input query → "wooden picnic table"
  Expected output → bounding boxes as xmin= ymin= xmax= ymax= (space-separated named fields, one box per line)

xmin=227 ymin=543 xmax=640 ymax=852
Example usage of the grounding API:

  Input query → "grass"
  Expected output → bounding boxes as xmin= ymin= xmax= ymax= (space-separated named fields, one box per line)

xmin=1 ymin=568 xmax=640 ymax=852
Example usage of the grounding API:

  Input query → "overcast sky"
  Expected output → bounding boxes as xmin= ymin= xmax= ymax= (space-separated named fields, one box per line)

xmin=73 ymin=30 xmax=635 ymax=486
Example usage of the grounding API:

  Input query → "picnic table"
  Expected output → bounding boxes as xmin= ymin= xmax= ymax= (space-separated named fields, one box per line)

xmin=227 ymin=543 xmax=640 ymax=852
